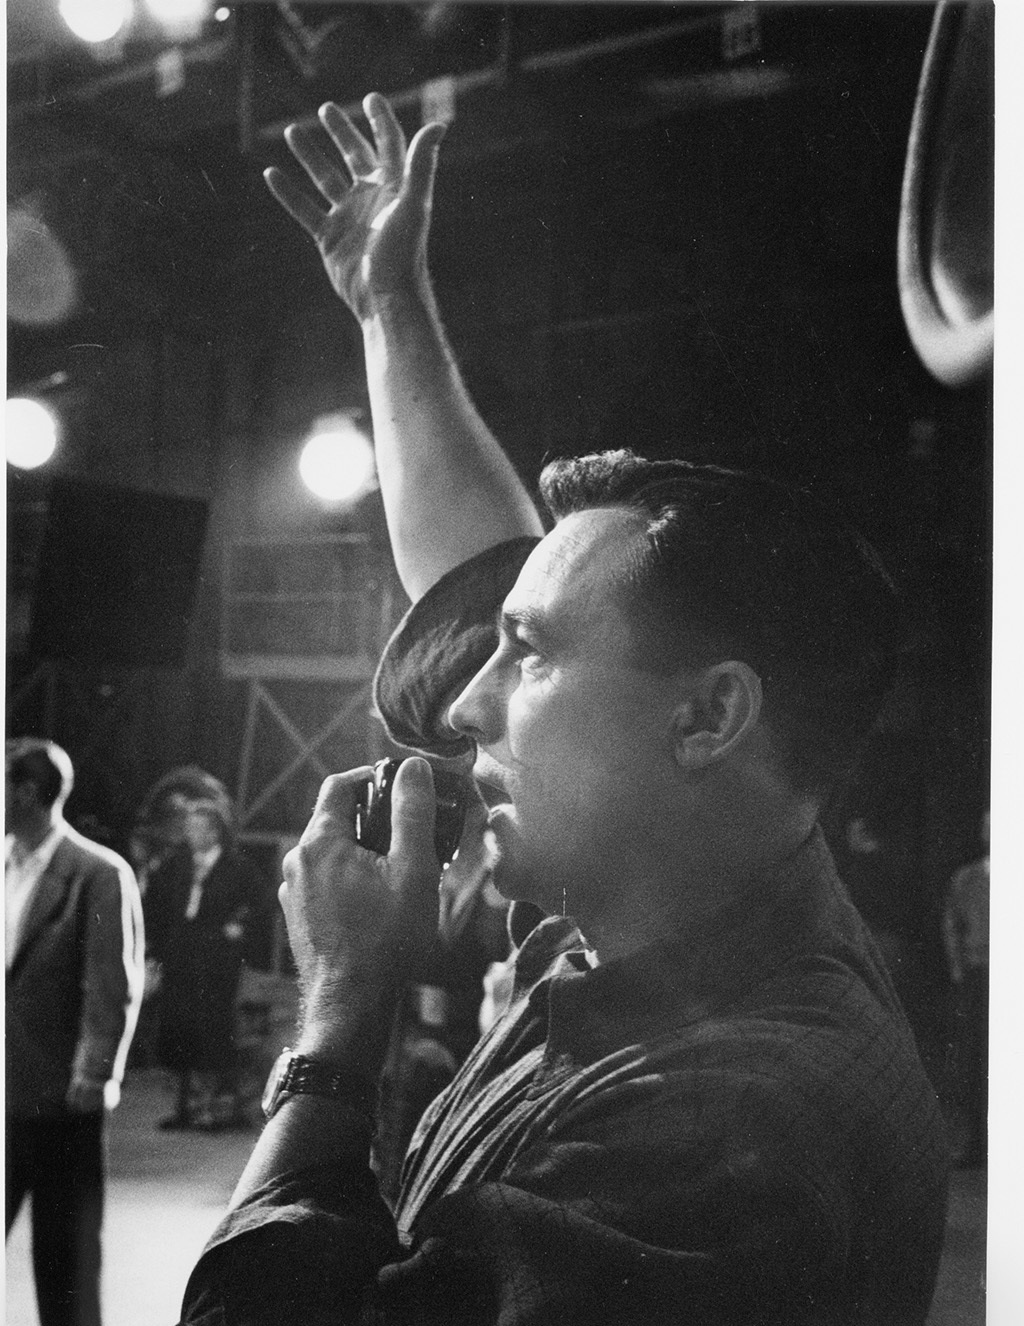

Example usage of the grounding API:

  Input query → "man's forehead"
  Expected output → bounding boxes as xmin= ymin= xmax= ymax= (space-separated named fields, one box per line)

xmin=502 ymin=507 xmax=643 ymax=622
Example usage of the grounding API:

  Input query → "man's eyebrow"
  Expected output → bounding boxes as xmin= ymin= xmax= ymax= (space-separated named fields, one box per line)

xmin=496 ymin=605 xmax=551 ymax=642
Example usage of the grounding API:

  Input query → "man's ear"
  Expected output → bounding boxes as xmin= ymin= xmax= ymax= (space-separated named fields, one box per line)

xmin=671 ymin=662 xmax=763 ymax=769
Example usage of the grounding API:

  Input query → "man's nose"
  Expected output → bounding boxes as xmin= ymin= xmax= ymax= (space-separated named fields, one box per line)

xmin=447 ymin=654 xmax=505 ymax=745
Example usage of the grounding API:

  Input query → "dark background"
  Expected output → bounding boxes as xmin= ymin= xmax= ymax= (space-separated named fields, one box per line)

xmin=7 ymin=3 xmax=992 ymax=1079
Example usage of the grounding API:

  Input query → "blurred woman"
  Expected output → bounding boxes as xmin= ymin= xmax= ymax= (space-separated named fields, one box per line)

xmin=144 ymin=799 xmax=263 ymax=1130
xmin=130 ymin=765 xmax=234 ymax=894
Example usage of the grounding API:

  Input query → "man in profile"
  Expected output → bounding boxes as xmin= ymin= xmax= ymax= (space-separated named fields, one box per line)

xmin=6 ymin=737 xmax=145 ymax=1326
xmin=179 ymin=94 xmax=950 ymax=1324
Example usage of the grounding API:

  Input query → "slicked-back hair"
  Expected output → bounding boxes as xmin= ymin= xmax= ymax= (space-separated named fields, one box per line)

xmin=5 ymin=737 xmax=75 ymax=809
xmin=538 ymin=450 xmax=899 ymax=796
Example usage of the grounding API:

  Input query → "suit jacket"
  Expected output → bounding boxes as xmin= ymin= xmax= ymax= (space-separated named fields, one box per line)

xmin=144 ymin=846 xmax=261 ymax=980
xmin=144 ymin=846 xmax=263 ymax=1072
xmin=6 ymin=825 xmax=145 ymax=1117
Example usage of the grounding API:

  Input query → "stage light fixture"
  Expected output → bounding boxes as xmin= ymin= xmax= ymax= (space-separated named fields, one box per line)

xmin=142 ymin=0 xmax=212 ymax=39
xmin=298 ymin=414 xmax=377 ymax=505
xmin=6 ymin=398 xmax=60 ymax=470
xmin=58 ymin=0 xmax=132 ymax=44
xmin=7 ymin=207 xmax=79 ymax=328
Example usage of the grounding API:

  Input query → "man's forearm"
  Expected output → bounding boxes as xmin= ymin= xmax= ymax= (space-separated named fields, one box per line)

xmin=265 ymin=92 xmax=542 ymax=602
xmin=228 ymin=967 xmax=397 ymax=1210
xmin=363 ymin=284 xmax=544 ymax=602
xmin=229 ymin=1094 xmax=376 ymax=1209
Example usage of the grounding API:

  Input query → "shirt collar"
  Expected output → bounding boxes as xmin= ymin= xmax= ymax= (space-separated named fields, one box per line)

xmin=192 ymin=843 xmax=223 ymax=874
xmin=510 ymin=826 xmax=854 ymax=1070
xmin=6 ymin=824 xmax=65 ymax=874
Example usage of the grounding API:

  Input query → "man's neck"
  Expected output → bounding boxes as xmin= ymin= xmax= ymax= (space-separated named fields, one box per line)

xmin=582 ymin=793 xmax=819 ymax=966
xmin=13 ymin=811 xmax=63 ymax=856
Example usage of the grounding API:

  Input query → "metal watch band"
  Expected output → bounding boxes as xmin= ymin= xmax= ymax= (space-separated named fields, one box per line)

xmin=263 ymin=1049 xmax=378 ymax=1123
xmin=283 ymin=1054 xmax=377 ymax=1113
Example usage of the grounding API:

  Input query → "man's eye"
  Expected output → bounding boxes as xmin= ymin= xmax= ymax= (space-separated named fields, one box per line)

xmin=498 ymin=627 xmax=547 ymax=674
xmin=517 ymin=645 xmax=546 ymax=674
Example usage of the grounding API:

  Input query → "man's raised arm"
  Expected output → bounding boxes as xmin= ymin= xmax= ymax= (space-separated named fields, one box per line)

xmin=264 ymin=92 xmax=543 ymax=602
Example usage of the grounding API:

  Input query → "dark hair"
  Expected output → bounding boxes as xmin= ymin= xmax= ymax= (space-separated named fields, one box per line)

xmin=538 ymin=450 xmax=899 ymax=795
xmin=136 ymin=765 xmax=234 ymax=825
xmin=5 ymin=738 xmax=75 ymax=808
xmin=133 ymin=765 xmax=236 ymax=857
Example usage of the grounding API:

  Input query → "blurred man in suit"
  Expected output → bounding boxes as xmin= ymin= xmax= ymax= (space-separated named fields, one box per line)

xmin=6 ymin=737 xmax=145 ymax=1326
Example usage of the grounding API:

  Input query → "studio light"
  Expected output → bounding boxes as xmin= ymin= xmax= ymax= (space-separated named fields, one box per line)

xmin=6 ymin=398 xmax=60 ymax=470
xmin=142 ymin=0 xmax=212 ymax=40
xmin=58 ymin=0 xmax=132 ymax=44
xmin=7 ymin=208 xmax=79 ymax=329
xmin=298 ymin=414 xmax=376 ymax=505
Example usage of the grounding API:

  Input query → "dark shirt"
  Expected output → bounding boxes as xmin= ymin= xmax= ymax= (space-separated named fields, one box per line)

xmin=180 ymin=540 xmax=949 ymax=1325
xmin=181 ymin=828 xmax=948 ymax=1325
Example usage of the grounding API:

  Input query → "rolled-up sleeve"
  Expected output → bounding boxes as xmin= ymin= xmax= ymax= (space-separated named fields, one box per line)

xmin=181 ymin=1161 xmax=402 ymax=1326
xmin=372 ymin=537 xmax=538 ymax=757
xmin=178 ymin=1061 xmax=871 ymax=1326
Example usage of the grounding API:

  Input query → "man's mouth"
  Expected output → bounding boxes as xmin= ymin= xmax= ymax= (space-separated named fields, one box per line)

xmin=473 ymin=766 xmax=511 ymax=810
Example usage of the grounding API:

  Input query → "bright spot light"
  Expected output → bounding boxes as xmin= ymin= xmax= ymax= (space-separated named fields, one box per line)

xmin=143 ymin=0 xmax=211 ymax=35
xmin=59 ymin=0 xmax=131 ymax=43
xmin=6 ymin=398 xmax=60 ymax=470
xmin=298 ymin=415 xmax=376 ymax=504
xmin=214 ymin=6 xmax=231 ymax=21
xmin=7 ymin=208 xmax=79 ymax=328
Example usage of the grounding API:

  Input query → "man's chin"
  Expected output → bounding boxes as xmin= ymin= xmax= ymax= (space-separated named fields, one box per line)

xmin=489 ymin=855 xmax=531 ymax=903
xmin=486 ymin=830 xmax=541 ymax=905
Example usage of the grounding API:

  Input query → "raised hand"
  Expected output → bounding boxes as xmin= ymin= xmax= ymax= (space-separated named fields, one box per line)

xmin=264 ymin=92 xmax=446 ymax=321
xmin=265 ymin=90 xmax=541 ymax=606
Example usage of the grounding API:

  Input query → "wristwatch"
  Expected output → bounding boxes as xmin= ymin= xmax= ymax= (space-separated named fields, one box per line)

xmin=261 ymin=1048 xmax=377 ymax=1123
